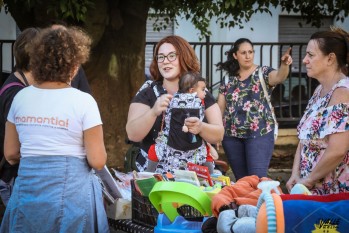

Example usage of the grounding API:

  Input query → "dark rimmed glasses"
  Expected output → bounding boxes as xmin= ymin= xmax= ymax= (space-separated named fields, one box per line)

xmin=156 ymin=52 xmax=177 ymax=63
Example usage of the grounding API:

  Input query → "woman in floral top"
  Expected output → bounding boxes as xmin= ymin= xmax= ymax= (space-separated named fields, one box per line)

xmin=286 ymin=27 xmax=349 ymax=194
xmin=217 ymin=38 xmax=293 ymax=180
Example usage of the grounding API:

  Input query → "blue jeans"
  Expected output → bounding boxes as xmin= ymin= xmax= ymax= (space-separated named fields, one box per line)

xmin=222 ymin=132 xmax=274 ymax=181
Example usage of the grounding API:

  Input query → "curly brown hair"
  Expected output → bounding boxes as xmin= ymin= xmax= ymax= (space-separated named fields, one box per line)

xmin=149 ymin=35 xmax=200 ymax=82
xmin=27 ymin=26 xmax=92 ymax=84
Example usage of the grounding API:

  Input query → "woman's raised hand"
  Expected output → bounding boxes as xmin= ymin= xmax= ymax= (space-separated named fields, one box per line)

xmin=281 ymin=47 xmax=293 ymax=66
xmin=152 ymin=94 xmax=173 ymax=116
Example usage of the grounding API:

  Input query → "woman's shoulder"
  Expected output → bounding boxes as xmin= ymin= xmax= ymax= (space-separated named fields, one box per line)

xmin=204 ymin=91 xmax=216 ymax=109
xmin=132 ymin=80 xmax=163 ymax=105
xmin=337 ymin=77 xmax=349 ymax=89
xmin=330 ymin=88 xmax=349 ymax=105
xmin=136 ymin=80 xmax=154 ymax=95
xmin=0 ymin=73 xmax=26 ymax=98
xmin=329 ymin=77 xmax=349 ymax=105
xmin=260 ymin=65 xmax=275 ymax=74
xmin=71 ymin=88 xmax=95 ymax=99
xmin=298 ymin=102 xmax=349 ymax=139
xmin=136 ymin=80 xmax=164 ymax=95
xmin=2 ymin=73 xmax=21 ymax=85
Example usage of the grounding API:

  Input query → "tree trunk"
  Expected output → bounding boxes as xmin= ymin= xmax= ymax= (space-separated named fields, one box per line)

xmin=86 ymin=1 xmax=150 ymax=169
xmin=7 ymin=0 xmax=151 ymax=169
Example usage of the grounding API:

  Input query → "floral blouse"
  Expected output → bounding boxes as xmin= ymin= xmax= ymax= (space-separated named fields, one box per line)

xmin=219 ymin=65 xmax=275 ymax=138
xmin=297 ymin=77 xmax=349 ymax=194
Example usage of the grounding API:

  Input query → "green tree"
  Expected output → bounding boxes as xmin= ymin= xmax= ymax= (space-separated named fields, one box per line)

xmin=1 ymin=0 xmax=348 ymax=168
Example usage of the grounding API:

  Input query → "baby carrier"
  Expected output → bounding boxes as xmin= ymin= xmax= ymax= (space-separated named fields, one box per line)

xmin=135 ymin=80 xmax=207 ymax=174
xmin=154 ymin=89 xmax=207 ymax=174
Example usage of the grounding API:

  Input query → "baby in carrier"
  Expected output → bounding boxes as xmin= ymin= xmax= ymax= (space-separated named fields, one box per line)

xmin=146 ymin=71 xmax=215 ymax=174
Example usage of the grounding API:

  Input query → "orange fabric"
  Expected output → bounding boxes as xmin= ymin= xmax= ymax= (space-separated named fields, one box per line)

xmin=148 ymin=144 xmax=158 ymax=162
xmin=273 ymin=193 xmax=285 ymax=233
xmin=256 ymin=202 xmax=267 ymax=233
xmin=211 ymin=175 xmax=283 ymax=217
xmin=256 ymin=193 xmax=284 ymax=233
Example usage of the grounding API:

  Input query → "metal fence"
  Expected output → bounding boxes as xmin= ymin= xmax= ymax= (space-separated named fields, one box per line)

xmin=146 ymin=38 xmax=318 ymax=128
xmin=1 ymin=39 xmax=317 ymax=128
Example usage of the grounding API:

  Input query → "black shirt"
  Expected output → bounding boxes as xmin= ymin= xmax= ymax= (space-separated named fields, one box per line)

xmin=0 ymin=73 xmax=24 ymax=182
xmin=71 ymin=67 xmax=91 ymax=94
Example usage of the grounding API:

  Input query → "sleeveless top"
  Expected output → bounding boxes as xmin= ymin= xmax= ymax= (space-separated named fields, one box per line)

xmin=297 ymin=77 xmax=349 ymax=194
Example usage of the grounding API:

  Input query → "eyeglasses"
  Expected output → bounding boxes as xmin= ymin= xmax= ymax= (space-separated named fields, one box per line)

xmin=156 ymin=52 xmax=177 ymax=63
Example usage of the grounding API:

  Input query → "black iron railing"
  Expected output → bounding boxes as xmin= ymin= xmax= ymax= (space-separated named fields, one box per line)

xmin=2 ymin=39 xmax=316 ymax=128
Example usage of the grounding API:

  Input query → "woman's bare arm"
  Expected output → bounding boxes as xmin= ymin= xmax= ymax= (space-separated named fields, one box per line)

xmin=286 ymin=142 xmax=302 ymax=192
xmin=300 ymin=130 xmax=349 ymax=189
xmin=84 ymin=125 xmax=107 ymax=170
xmin=4 ymin=122 xmax=20 ymax=165
xmin=217 ymin=93 xmax=226 ymax=116
xmin=185 ymin=103 xmax=224 ymax=144
xmin=126 ymin=94 xmax=173 ymax=142
xmin=268 ymin=47 xmax=292 ymax=86
xmin=300 ymin=88 xmax=349 ymax=188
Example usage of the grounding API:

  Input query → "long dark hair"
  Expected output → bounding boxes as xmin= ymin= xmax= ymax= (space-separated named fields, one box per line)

xmin=216 ymin=38 xmax=253 ymax=77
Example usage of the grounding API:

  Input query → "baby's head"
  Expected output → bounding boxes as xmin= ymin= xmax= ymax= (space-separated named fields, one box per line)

xmin=178 ymin=71 xmax=206 ymax=99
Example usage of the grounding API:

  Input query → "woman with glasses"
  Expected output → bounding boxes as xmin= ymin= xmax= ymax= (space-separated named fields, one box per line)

xmin=126 ymin=35 xmax=224 ymax=173
xmin=216 ymin=38 xmax=292 ymax=181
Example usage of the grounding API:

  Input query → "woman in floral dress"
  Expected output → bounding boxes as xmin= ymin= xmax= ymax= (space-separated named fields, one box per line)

xmin=217 ymin=38 xmax=293 ymax=180
xmin=286 ymin=27 xmax=349 ymax=194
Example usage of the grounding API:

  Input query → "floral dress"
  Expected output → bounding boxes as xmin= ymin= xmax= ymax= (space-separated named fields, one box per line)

xmin=219 ymin=66 xmax=275 ymax=138
xmin=297 ymin=77 xmax=349 ymax=194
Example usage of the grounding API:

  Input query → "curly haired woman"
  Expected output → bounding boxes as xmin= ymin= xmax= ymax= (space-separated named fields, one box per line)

xmin=0 ymin=26 xmax=109 ymax=232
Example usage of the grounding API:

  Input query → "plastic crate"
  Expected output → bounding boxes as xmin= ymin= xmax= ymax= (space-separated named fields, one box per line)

xmin=131 ymin=179 xmax=158 ymax=228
